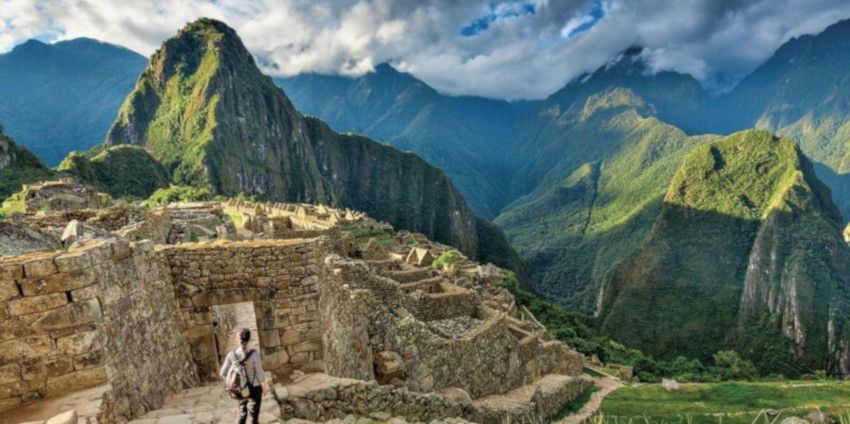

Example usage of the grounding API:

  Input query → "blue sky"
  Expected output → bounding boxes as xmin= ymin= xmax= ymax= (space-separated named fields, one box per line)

xmin=2 ymin=0 xmax=850 ymax=99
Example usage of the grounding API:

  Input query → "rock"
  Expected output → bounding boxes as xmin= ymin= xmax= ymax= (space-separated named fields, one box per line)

xmin=45 ymin=410 xmax=77 ymax=424
xmin=0 ymin=221 xmax=60 ymax=257
xmin=661 ymin=378 xmax=681 ymax=391
xmin=60 ymin=220 xmax=112 ymax=246
xmin=806 ymin=411 xmax=833 ymax=424
xmin=374 ymin=351 xmax=404 ymax=384
xmin=437 ymin=387 xmax=472 ymax=404
xmin=766 ymin=409 xmax=780 ymax=417
xmin=780 ymin=417 xmax=810 ymax=424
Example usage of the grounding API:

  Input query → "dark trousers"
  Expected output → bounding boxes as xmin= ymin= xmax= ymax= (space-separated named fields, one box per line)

xmin=237 ymin=384 xmax=263 ymax=424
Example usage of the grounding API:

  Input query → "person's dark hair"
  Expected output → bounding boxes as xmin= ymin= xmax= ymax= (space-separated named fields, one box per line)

xmin=239 ymin=328 xmax=251 ymax=344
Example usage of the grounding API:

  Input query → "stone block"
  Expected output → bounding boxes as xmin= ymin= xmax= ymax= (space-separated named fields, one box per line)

xmin=56 ymin=331 xmax=100 ymax=355
xmin=23 ymin=257 xmax=58 ymax=279
xmin=0 ymin=263 xmax=23 ymax=281
xmin=291 ymin=340 xmax=322 ymax=353
xmin=70 ymin=285 xmax=98 ymax=301
xmin=0 ymin=336 xmax=53 ymax=363
xmin=264 ymin=350 xmax=290 ymax=370
xmin=45 ymin=357 xmax=73 ymax=378
xmin=54 ymin=250 xmax=92 ymax=274
xmin=259 ymin=330 xmax=280 ymax=348
xmin=0 ymin=395 xmax=21 ymax=412
xmin=8 ymin=293 xmax=67 ymax=316
xmin=20 ymin=274 xmax=64 ymax=296
xmin=31 ymin=299 xmax=102 ymax=330
xmin=0 ymin=364 xmax=20 ymax=385
xmin=0 ymin=280 xmax=18 ymax=302
xmin=43 ymin=367 xmax=107 ymax=398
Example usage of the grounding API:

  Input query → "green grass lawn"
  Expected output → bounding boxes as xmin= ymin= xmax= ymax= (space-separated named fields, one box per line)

xmin=600 ymin=380 xmax=850 ymax=424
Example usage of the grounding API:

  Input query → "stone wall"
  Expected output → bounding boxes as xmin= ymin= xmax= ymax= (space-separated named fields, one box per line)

xmin=0 ymin=239 xmax=197 ymax=420
xmin=0 ymin=245 xmax=109 ymax=412
xmin=159 ymin=239 xmax=325 ymax=381
xmin=94 ymin=240 xmax=198 ymax=422
xmin=319 ymin=257 xmax=375 ymax=381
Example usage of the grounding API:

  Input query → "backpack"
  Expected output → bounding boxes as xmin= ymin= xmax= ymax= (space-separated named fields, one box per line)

xmin=225 ymin=349 xmax=255 ymax=400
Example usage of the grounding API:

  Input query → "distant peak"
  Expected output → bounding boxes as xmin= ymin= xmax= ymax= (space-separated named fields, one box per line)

xmin=374 ymin=63 xmax=397 ymax=74
xmin=11 ymin=39 xmax=49 ymax=53
xmin=622 ymin=45 xmax=644 ymax=57
xmin=178 ymin=17 xmax=239 ymax=39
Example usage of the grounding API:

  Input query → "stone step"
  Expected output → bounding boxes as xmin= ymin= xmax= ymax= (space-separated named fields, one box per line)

xmin=472 ymin=374 xmax=592 ymax=423
xmin=129 ymin=384 xmax=280 ymax=424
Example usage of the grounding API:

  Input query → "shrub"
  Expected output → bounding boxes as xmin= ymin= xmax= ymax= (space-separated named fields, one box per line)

xmin=145 ymin=185 xmax=212 ymax=206
xmin=432 ymin=249 xmax=465 ymax=270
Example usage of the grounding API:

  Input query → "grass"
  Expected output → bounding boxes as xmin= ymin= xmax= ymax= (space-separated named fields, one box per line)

xmin=600 ymin=380 xmax=850 ymax=424
xmin=344 ymin=225 xmax=394 ymax=246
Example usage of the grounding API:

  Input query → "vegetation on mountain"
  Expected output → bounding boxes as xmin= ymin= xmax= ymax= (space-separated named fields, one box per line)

xmin=496 ymin=88 xmax=717 ymax=313
xmin=57 ymin=145 xmax=170 ymax=198
xmin=0 ymin=38 xmax=145 ymax=165
xmin=99 ymin=18 xmax=516 ymax=267
xmin=600 ymin=130 xmax=850 ymax=374
xmin=0 ymin=125 xmax=54 ymax=198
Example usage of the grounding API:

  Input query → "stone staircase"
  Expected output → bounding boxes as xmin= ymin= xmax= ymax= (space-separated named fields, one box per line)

xmin=128 ymin=384 xmax=280 ymax=424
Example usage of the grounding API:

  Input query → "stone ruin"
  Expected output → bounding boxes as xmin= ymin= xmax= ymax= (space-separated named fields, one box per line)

xmin=0 ymin=183 xmax=590 ymax=424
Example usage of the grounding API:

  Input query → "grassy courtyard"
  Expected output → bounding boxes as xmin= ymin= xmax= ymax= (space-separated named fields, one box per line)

xmin=599 ymin=380 xmax=850 ymax=424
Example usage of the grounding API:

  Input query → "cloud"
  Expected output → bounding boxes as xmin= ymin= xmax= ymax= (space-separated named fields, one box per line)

xmin=2 ymin=0 xmax=850 ymax=99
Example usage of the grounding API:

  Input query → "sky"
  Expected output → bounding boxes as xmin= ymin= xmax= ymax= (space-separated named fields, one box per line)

xmin=2 ymin=0 xmax=850 ymax=100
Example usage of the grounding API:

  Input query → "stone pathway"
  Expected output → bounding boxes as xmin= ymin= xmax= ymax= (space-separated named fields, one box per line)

xmin=129 ymin=384 xmax=280 ymax=424
xmin=554 ymin=374 xmax=624 ymax=424
xmin=0 ymin=384 xmax=106 ymax=424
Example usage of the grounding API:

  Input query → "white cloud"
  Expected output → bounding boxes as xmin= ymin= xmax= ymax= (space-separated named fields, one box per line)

xmin=2 ymin=0 xmax=850 ymax=99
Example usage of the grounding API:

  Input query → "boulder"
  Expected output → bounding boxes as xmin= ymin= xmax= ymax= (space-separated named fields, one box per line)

xmin=60 ymin=219 xmax=113 ymax=246
xmin=661 ymin=378 xmax=681 ymax=391
xmin=438 ymin=387 xmax=473 ymax=404
xmin=806 ymin=411 xmax=833 ymax=424
xmin=0 ymin=221 xmax=60 ymax=257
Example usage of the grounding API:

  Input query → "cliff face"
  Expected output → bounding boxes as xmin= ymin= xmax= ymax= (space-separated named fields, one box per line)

xmin=600 ymin=130 xmax=850 ymax=375
xmin=0 ymin=125 xmax=53 ymax=198
xmin=103 ymin=18 xmax=514 ymax=263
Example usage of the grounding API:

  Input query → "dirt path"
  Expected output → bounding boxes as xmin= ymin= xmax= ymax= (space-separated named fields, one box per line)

xmin=555 ymin=374 xmax=624 ymax=424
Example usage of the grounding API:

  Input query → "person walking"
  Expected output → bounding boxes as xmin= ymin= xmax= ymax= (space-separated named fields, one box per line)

xmin=220 ymin=328 xmax=267 ymax=423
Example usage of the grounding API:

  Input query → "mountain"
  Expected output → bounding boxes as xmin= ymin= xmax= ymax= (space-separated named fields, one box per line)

xmin=98 ymin=18 xmax=517 ymax=267
xmin=57 ymin=145 xmax=171 ymax=198
xmin=0 ymin=124 xmax=54 ymax=198
xmin=599 ymin=130 xmax=850 ymax=375
xmin=276 ymin=65 xmax=528 ymax=218
xmin=495 ymin=88 xmax=718 ymax=313
xmin=0 ymin=38 xmax=146 ymax=165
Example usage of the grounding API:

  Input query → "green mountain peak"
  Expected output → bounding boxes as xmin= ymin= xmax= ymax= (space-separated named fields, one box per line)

xmin=600 ymin=129 xmax=850 ymax=375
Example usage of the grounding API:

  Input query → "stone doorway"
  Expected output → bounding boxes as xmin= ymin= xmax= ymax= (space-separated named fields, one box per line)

xmin=212 ymin=302 xmax=260 ymax=371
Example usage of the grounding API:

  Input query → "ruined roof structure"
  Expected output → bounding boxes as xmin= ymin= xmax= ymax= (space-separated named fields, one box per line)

xmin=0 ymin=182 xmax=590 ymax=424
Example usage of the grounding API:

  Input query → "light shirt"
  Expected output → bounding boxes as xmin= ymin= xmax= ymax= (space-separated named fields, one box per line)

xmin=219 ymin=346 xmax=265 ymax=387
